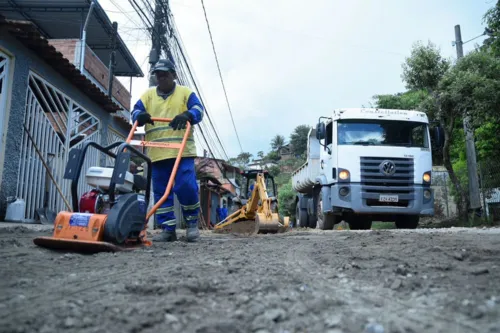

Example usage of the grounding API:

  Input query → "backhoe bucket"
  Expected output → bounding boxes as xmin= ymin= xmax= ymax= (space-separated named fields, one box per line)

xmin=213 ymin=219 xmax=260 ymax=236
xmin=213 ymin=211 xmax=289 ymax=236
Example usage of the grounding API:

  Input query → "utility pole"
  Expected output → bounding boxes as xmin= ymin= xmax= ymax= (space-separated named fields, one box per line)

xmin=454 ymin=24 xmax=482 ymax=213
xmin=149 ymin=0 xmax=164 ymax=87
xmin=107 ymin=21 xmax=118 ymax=97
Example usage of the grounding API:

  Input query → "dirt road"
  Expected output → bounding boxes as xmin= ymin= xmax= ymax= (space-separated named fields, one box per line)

xmin=1 ymin=225 xmax=499 ymax=333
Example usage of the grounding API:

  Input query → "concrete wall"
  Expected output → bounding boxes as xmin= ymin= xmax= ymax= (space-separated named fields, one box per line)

xmin=0 ymin=28 xmax=130 ymax=218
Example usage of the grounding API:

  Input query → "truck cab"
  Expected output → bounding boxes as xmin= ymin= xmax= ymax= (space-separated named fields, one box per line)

xmin=292 ymin=108 xmax=444 ymax=230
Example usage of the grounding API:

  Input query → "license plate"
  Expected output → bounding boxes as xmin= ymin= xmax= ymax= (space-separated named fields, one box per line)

xmin=379 ymin=194 xmax=399 ymax=203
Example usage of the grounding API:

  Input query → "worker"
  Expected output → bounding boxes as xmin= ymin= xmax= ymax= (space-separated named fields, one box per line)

xmin=131 ymin=58 xmax=204 ymax=242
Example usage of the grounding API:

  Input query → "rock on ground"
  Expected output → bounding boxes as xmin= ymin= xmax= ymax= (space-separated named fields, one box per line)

xmin=0 ymin=224 xmax=499 ymax=333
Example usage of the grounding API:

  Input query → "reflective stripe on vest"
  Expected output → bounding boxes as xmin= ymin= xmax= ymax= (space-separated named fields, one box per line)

xmin=142 ymin=85 xmax=197 ymax=162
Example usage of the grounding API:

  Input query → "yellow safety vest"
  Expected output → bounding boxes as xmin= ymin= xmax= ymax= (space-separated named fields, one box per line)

xmin=139 ymin=85 xmax=197 ymax=163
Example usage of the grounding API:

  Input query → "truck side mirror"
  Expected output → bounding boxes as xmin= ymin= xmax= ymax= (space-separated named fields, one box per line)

xmin=432 ymin=126 xmax=444 ymax=150
xmin=316 ymin=122 xmax=326 ymax=140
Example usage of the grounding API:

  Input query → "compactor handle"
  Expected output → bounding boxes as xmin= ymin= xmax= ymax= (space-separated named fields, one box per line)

xmin=127 ymin=117 xmax=191 ymax=144
xmin=125 ymin=117 xmax=192 ymax=222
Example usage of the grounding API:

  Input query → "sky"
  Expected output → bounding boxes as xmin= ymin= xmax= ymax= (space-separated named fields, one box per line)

xmin=101 ymin=0 xmax=494 ymax=160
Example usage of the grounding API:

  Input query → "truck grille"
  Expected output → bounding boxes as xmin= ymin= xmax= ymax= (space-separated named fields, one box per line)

xmin=360 ymin=157 xmax=415 ymax=207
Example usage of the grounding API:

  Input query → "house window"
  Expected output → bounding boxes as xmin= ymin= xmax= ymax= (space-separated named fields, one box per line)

xmin=0 ymin=50 xmax=12 ymax=143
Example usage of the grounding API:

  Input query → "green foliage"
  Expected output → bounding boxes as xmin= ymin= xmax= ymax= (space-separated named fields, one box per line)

xmin=268 ymin=165 xmax=281 ymax=177
xmin=439 ymin=50 xmax=500 ymax=126
xmin=228 ymin=152 xmax=253 ymax=170
xmin=475 ymin=120 xmax=500 ymax=160
xmin=277 ymin=179 xmax=296 ymax=220
xmin=265 ymin=150 xmax=281 ymax=162
xmin=373 ymin=90 xmax=428 ymax=110
xmin=271 ymin=135 xmax=286 ymax=151
xmin=401 ymin=41 xmax=450 ymax=92
xmin=483 ymin=2 xmax=500 ymax=55
xmin=290 ymin=125 xmax=311 ymax=157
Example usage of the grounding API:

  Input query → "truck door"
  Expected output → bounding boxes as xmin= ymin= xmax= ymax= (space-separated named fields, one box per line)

xmin=320 ymin=121 xmax=336 ymax=184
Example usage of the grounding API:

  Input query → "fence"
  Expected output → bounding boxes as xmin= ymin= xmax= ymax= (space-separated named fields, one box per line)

xmin=431 ymin=168 xmax=459 ymax=220
xmin=431 ymin=161 xmax=500 ymax=223
xmin=478 ymin=160 xmax=500 ymax=221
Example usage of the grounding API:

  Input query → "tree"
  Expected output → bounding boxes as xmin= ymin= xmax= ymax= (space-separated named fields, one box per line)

xmin=277 ymin=179 xmax=296 ymax=221
xmin=439 ymin=50 xmax=500 ymax=204
xmin=401 ymin=41 xmax=450 ymax=92
xmin=228 ymin=152 xmax=253 ymax=170
xmin=271 ymin=135 xmax=286 ymax=152
xmin=289 ymin=125 xmax=310 ymax=158
xmin=257 ymin=151 xmax=264 ymax=159
xmin=265 ymin=150 xmax=281 ymax=162
xmin=237 ymin=152 xmax=253 ymax=165
xmin=373 ymin=90 xmax=428 ymax=110
xmin=399 ymin=41 xmax=472 ymax=218
xmin=483 ymin=2 xmax=500 ymax=56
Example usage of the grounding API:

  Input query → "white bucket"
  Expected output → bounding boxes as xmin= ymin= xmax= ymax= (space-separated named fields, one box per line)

xmin=5 ymin=197 xmax=26 ymax=223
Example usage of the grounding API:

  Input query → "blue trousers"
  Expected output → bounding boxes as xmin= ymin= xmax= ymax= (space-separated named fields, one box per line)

xmin=152 ymin=157 xmax=200 ymax=231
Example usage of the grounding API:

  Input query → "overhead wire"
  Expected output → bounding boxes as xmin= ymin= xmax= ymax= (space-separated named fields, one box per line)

xmin=125 ymin=0 xmax=239 ymax=187
xmin=199 ymin=0 xmax=243 ymax=153
xmin=168 ymin=13 xmax=230 ymax=160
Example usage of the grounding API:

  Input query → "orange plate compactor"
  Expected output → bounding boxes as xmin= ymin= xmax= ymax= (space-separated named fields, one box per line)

xmin=33 ymin=118 xmax=190 ymax=253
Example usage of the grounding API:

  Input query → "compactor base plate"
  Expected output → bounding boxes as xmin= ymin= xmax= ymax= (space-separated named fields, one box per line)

xmin=33 ymin=237 xmax=126 ymax=253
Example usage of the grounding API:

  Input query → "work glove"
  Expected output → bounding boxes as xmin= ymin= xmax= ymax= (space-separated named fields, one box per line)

xmin=170 ymin=111 xmax=192 ymax=130
xmin=136 ymin=113 xmax=154 ymax=127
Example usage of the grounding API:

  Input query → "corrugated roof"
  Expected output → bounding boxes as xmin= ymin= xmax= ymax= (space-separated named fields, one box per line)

xmin=0 ymin=15 xmax=125 ymax=114
xmin=0 ymin=0 xmax=144 ymax=77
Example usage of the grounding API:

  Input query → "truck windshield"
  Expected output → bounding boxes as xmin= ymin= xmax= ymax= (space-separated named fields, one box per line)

xmin=337 ymin=120 xmax=429 ymax=148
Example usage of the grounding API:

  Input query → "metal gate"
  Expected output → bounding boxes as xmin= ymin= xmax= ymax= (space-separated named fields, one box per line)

xmin=16 ymin=72 xmax=101 ymax=220
xmin=105 ymin=127 xmax=125 ymax=167
xmin=0 ymin=51 xmax=11 ymax=149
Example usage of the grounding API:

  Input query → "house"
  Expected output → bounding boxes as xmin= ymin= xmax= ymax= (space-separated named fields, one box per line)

xmin=0 ymin=2 xmax=143 ymax=221
xmin=247 ymin=159 xmax=278 ymax=171
xmin=195 ymin=157 xmax=241 ymax=227
xmin=279 ymin=144 xmax=293 ymax=161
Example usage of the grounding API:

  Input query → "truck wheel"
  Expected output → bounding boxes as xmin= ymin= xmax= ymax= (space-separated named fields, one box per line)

xmin=316 ymin=194 xmax=335 ymax=230
xmin=348 ymin=217 xmax=372 ymax=230
xmin=296 ymin=205 xmax=308 ymax=228
xmin=395 ymin=215 xmax=419 ymax=229
xmin=308 ymin=214 xmax=317 ymax=229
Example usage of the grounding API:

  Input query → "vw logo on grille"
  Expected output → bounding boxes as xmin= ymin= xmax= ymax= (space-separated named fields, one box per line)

xmin=380 ymin=160 xmax=396 ymax=176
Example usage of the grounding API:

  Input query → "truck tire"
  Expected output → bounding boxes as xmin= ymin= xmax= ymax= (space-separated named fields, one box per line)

xmin=308 ymin=213 xmax=317 ymax=229
xmin=296 ymin=205 xmax=308 ymax=228
xmin=348 ymin=217 xmax=372 ymax=230
xmin=316 ymin=194 xmax=335 ymax=230
xmin=395 ymin=215 xmax=419 ymax=229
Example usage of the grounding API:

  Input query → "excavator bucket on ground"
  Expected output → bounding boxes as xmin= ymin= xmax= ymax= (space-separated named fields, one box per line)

xmin=213 ymin=173 xmax=290 ymax=236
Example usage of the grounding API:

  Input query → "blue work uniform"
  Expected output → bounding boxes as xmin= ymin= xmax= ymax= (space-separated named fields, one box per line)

xmin=131 ymin=84 xmax=204 ymax=232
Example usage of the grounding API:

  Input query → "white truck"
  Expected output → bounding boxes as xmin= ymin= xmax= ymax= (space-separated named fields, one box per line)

xmin=291 ymin=108 xmax=444 ymax=230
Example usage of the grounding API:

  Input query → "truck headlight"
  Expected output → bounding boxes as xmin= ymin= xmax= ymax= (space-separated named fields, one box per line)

xmin=423 ymin=172 xmax=431 ymax=183
xmin=339 ymin=169 xmax=350 ymax=181
xmin=424 ymin=189 xmax=432 ymax=199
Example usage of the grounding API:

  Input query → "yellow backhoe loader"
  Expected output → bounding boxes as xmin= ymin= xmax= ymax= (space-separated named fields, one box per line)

xmin=213 ymin=171 xmax=290 ymax=235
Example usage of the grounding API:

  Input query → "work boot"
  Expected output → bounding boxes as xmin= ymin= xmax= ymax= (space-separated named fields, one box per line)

xmin=186 ymin=223 xmax=200 ymax=242
xmin=152 ymin=229 xmax=177 ymax=242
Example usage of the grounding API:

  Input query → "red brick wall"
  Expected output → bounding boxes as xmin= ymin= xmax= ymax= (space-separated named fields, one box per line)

xmin=47 ymin=39 xmax=131 ymax=111
xmin=47 ymin=39 xmax=77 ymax=63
